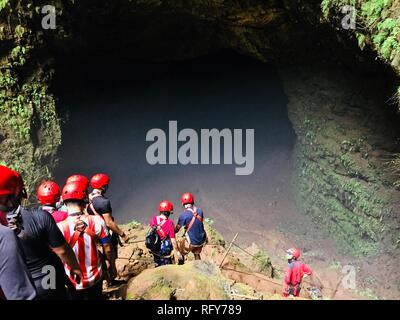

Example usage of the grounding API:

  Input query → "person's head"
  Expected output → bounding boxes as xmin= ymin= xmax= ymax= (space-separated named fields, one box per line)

xmin=180 ymin=192 xmax=194 ymax=208
xmin=0 ymin=165 xmax=27 ymax=212
xmin=158 ymin=200 xmax=173 ymax=218
xmin=61 ymin=182 xmax=88 ymax=214
xmin=37 ymin=181 xmax=61 ymax=207
xmin=286 ymin=248 xmax=301 ymax=262
xmin=66 ymin=174 xmax=89 ymax=190
xmin=90 ymin=173 xmax=110 ymax=193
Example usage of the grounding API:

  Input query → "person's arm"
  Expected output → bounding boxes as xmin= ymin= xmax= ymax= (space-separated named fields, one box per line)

xmin=303 ymin=263 xmax=312 ymax=276
xmin=93 ymin=199 xmax=128 ymax=242
xmin=175 ymin=214 xmax=184 ymax=233
xmin=52 ymin=244 xmax=82 ymax=283
xmin=40 ymin=210 xmax=82 ymax=283
xmin=0 ymin=226 xmax=37 ymax=300
xmin=102 ymin=213 xmax=128 ymax=242
xmin=284 ymin=267 xmax=292 ymax=285
xmin=302 ymin=263 xmax=313 ymax=280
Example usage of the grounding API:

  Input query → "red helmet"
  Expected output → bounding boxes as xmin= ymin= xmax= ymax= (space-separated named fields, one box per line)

xmin=90 ymin=173 xmax=110 ymax=189
xmin=181 ymin=192 xmax=194 ymax=205
xmin=66 ymin=175 xmax=89 ymax=189
xmin=0 ymin=165 xmax=24 ymax=197
xmin=158 ymin=200 xmax=174 ymax=213
xmin=37 ymin=181 xmax=61 ymax=205
xmin=287 ymin=248 xmax=301 ymax=260
xmin=62 ymin=182 xmax=87 ymax=202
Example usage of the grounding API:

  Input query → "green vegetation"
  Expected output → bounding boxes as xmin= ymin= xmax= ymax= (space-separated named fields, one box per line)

xmin=252 ymin=250 xmax=275 ymax=278
xmin=287 ymin=64 xmax=398 ymax=257
xmin=321 ymin=0 xmax=400 ymax=103
xmin=204 ymin=218 xmax=226 ymax=247
xmin=0 ymin=0 xmax=61 ymax=195
xmin=127 ymin=219 xmax=142 ymax=229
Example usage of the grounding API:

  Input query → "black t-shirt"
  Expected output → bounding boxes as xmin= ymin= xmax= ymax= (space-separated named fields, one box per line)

xmin=88 ymin=195 xmax=112 ymax=216
xmin=17 ymin=208 xmax=66 ymax=280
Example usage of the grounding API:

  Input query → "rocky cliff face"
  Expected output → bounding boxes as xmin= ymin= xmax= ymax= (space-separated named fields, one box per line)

xmin=282 ymin=65 xmax=400 ymax=256
xmin=1 ymin=0 xmax=399 ymax=256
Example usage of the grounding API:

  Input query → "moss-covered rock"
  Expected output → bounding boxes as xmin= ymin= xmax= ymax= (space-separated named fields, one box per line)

xmin=282 ymin=65 xmax=400 ymax=256
xmin=0 ymin=0 xmax=61 ymax=194
xmin=126 ymin=260 xmax=234 ymax=300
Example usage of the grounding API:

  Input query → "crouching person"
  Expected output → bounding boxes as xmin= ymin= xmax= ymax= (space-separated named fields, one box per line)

xmin=175 ymin=193 xmax=207 ymax=263
xmin=147 ymin=200 xmax=181 ymax=267
xmin=57 ymin=181 xmax=117 ymax=300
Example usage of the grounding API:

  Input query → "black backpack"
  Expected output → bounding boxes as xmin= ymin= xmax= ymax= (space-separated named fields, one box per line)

xmin=145 ymin=226 xmax=161 ymax=253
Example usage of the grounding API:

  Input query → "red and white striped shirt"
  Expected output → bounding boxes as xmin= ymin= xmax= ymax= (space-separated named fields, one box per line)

xmin=57 ymin=214 xmax=110 ymax=290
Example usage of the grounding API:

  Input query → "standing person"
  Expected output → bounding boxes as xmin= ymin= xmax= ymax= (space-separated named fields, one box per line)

xmin=58 ymin=181 xmax=117 ymax=300
xmin=37 ymin=181 xmax=68 ymax=223
xmin=0 ymin=224 xmax=37 ymax=300
xmin=0 ymin=165 xmax=82 ymax=300
xmin=283 ymin=248 xmax=313 ymax=298
xmin=87 ymin=173 xmax=129 ymax=244
xmin=87 ymin=173 xmax=128 ymax=285
xmin=175 ymin=193 xmax=207 ymax=263
xmin=149 ymin=200 xmax=181 ymax=267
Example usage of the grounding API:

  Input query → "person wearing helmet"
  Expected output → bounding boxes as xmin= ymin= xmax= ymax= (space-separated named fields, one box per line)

xmin=57 ymin=182 xmax=117 ymax=300
xmin=0 ymin=224 xmax=37 ymax=300
xmin=0 ymin=165 xmax=82 ymax=300
xmin=283 ymin=248 xmax=313 ymax=298
xmin=60 ymin=175 xmax=90 ymax=212
xmin=175 ymin=193 xmax=207 ymax=263
xmin=149 ymin=200 xmax=181 ymax=267
xmin=37 ymin=181 xmax=68 ymax=223
xmin=87 ymin=174 xmax=128 ymax=260
xmin=66 ymin=174 xmax=90 ymax=189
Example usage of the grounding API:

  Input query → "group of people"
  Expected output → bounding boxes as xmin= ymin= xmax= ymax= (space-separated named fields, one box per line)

xmin=0 ymin=163 xmax=312 ymax=300
xmin=147 ymin=192 xmax=207 ymax=267
xmin=0 ymin=165 xmax=129 ymax=300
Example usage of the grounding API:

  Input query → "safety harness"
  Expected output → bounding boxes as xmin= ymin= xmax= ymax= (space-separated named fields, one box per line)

xmin=88 ymin=190 xmax=102 ymax=217
xmin=155 ymin=215 xmax=169 ymax=239
xmin=68 ymin=214 xmax=99 ymax=248
xmin=184 ymin=206 xmax=205 ymax=247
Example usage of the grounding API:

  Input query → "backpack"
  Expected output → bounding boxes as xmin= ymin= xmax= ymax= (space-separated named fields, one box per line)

xmin=145 ymin=216 xmax=168 ymax=253
xmin=145 ymin=226 xmax=162 ymax=253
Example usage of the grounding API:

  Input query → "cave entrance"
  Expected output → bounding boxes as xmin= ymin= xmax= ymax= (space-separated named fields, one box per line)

xmin=53 ymin=51 xmax=298 ymax=240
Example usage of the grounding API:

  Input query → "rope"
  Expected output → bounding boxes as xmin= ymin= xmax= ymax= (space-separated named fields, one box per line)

xmin=124 ymin=235 xmax=337 ymax=293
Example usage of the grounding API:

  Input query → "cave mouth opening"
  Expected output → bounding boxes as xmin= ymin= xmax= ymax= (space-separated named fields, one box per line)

xmin=53 ymin=50 xmax=298 ymax=239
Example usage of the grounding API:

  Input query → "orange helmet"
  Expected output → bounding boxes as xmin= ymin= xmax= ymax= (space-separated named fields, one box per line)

xmin=180 ymin=192 xmax=194 ymax=205
xmin=159 ymin=200 xmax=174 ymax=213
xmin=62 ymin=182 xmax=87 ymax=202
xmin=90 ymin=173 xmax=110 ymax=189
xmin=287 ymin=248 xmax=301 ymax=260
xmin=37 ymin=181 xmax=61 ymax=205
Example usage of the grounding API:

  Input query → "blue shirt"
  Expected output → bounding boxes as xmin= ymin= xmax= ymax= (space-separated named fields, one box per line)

xmin=177 ymin=207 xmax=206 ymax=245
